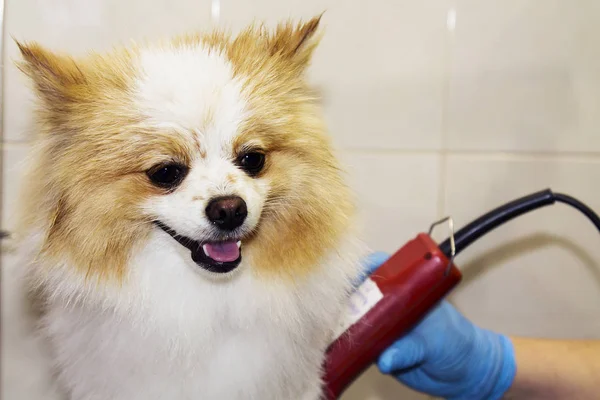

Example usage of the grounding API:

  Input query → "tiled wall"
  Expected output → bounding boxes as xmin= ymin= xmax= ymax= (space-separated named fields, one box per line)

xmin=2 ymin=1 xmax=600 ymax=399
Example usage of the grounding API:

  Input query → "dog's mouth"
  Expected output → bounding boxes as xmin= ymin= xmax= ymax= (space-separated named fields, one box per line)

xmin=154 ymin=221 xmax=242 ymax=274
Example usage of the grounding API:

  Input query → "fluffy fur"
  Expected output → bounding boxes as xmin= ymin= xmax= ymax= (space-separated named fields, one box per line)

xmin=5 ymin=16 xmax=366 ymax=400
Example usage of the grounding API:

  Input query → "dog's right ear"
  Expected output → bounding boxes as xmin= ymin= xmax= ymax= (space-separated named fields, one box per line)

xmin=15 ymin=40 xmax=87 ymax=105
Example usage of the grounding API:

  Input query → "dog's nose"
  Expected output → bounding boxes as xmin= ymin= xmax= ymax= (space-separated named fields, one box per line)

xmin=205 ymin=196 xmax=248 ymax=231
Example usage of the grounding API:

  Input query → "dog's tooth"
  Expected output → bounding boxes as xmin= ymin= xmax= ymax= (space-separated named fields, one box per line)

xmin=202 ymin=244 xmax=209 ymax=256
xmin=236 ymin=241 xmax=241 ymax=248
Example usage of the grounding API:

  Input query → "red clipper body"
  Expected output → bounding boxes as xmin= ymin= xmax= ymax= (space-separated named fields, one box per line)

xmin=323 ymin=233 xmax=462 ymax=399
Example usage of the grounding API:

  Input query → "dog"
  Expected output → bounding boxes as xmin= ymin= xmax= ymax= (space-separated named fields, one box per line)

xmin=5 ymin=15 xmax=366 ymax=400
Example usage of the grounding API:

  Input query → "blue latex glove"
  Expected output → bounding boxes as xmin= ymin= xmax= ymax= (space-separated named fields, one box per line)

xmin=361 ymin=252 xmax=517 ymax=400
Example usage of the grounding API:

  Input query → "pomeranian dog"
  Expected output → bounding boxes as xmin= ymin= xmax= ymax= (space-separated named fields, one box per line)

xmin=5 ymin=15 xmax=366 ymax=400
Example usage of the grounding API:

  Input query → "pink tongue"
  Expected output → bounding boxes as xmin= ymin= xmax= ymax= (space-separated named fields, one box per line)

xmin=204 ymin=241 xmax=240 ymax=262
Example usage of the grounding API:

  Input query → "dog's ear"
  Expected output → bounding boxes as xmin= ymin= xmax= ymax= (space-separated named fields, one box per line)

xmin=267 ymin=14 xmax=324 ymax=71
xmin=15 ymin=40 xmax=87 ymax=105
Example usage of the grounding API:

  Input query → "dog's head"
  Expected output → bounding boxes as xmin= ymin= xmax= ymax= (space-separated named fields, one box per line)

xmin=16 ymin=16 xmax=354 ymax=282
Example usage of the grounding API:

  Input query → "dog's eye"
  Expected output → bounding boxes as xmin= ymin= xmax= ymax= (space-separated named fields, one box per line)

xmin=237 ymin=152 xmax=266 ymax=176
xmin=147 ymin=163 xmax=188 ymax=189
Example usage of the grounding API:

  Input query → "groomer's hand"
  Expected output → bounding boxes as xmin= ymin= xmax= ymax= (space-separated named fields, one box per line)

xmin=361 ymin=253 xmax=516 ymax=400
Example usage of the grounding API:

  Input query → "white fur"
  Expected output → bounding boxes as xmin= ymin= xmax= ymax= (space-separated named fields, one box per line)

xmin=142 ymin=154 xmax=267 ymax=240
xmin=4 ymin=43 xmax=367 ymax=400
xmin=134 ymin=45 xmax=246 ymax=141
xmin=135 ymin=45 xmax=265 ymax=240
xmin=8 ymin=228 xmax=364 ymax=400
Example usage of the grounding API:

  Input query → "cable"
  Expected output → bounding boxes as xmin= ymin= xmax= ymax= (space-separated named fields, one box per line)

xmin=553 ymin=193 xmax=600 ymax=232
xmin=438 ymin=189 xmax=600 ymax=258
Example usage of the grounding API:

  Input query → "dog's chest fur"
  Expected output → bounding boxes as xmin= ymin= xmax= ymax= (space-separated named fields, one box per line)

xmin=29 ymin=231 xmax=361 ymax=400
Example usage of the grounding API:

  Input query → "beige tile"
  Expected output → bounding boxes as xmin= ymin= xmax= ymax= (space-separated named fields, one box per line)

xmin=1 ymin=144 xmax=32 ymax=231
xmin=218 ymin=0 xmax=450 ymax=78
xmin=446 ymin=0 xmax=600 ymax=153
xmin=218 ymin=0 xmax=450 ymax=150
xmin=444 ymin=155 xmax=600 ymax=338
xmin=5 ymin=0 xmax=214 ymax=51
xmin=339 ymin=151 xmax=441 ymax=253
xmin=4 ymin=0 xmax=214 ymax=142
xmin=322 ymin=79 xmax=443 ymax=151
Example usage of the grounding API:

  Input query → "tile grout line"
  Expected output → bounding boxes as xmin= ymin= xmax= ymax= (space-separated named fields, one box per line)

xmin=0 ymin=141 xmax=32 ymax=149
xmin=337 ymin=147 xmax=600 ymax=160
xmin=438 ymin=4 xmax=457 ymax=220
xmin=5 ymin=138 xmax=600 ymax=158
xmin=0 ymin=0 xmax=5 ymax=248
xmin=4 ymin=145 xmax=600 ymax=162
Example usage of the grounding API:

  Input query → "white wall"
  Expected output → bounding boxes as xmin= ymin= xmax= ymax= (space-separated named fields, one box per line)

xmin=3 ymin=1 xmax=600 ymax=399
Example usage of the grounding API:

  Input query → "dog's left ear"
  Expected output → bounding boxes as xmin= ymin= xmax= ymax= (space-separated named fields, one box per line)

xmin=267 ymin=14 xmax=324 ymax=71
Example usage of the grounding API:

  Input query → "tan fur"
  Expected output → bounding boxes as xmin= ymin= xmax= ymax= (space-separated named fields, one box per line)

xmin=226 ymin=16 xmax=354 ymax=278
xmin=226 ymin=173 xmax=237 ymax=184
xmin=15 ymin=15 xmax=353 ymax=283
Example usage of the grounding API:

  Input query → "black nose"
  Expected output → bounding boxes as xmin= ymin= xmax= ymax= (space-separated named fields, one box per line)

xmin=205 ymin=196 xmax=248 ymax=231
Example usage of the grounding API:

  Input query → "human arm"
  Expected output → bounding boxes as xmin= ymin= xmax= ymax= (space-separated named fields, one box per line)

xmin=504 ymin=336 xmax=600 ymax=399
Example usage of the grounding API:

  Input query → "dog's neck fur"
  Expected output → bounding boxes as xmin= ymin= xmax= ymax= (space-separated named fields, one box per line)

xmin=15 ymin=227 xmax=364 ymax=400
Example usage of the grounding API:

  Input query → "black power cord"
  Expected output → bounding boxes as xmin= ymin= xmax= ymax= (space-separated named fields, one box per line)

xmin=438 ymin=189 xmax=600 ymax=258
